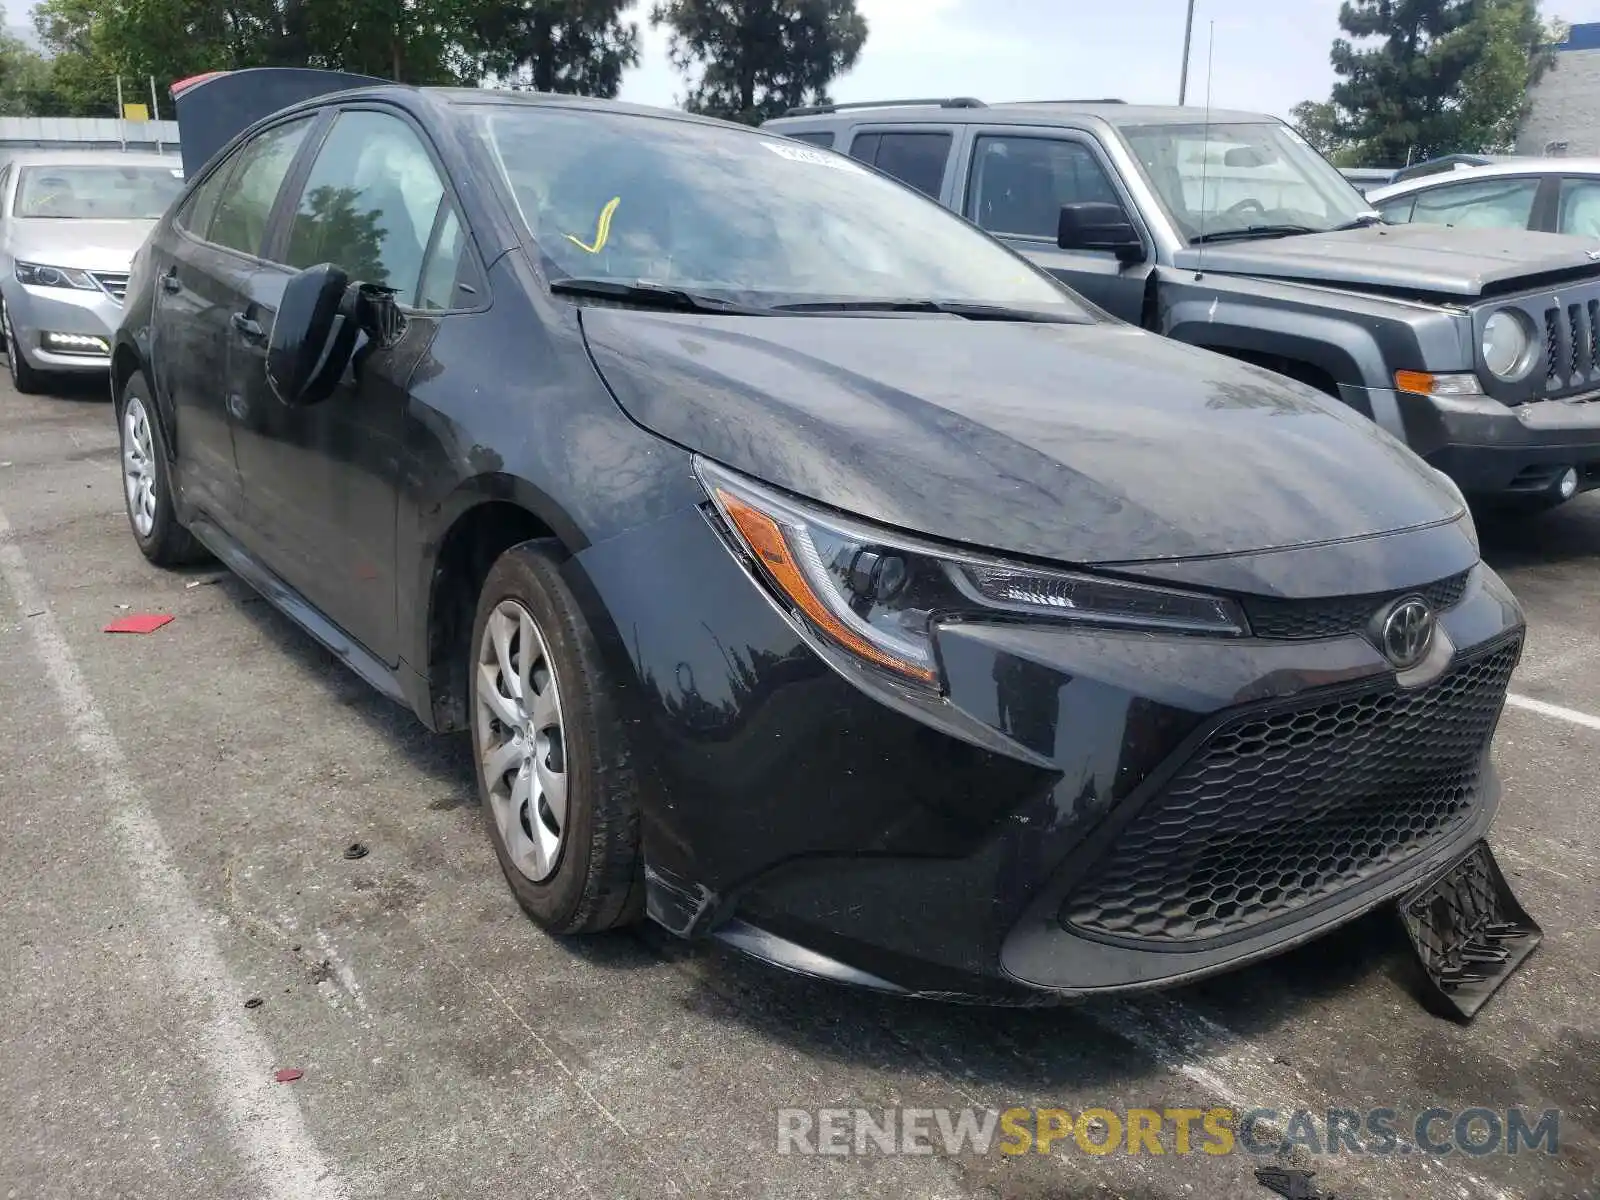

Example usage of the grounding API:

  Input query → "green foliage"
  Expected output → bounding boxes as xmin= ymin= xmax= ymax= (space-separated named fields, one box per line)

xmin=472 ymin=0 xmax=640 ymax=97
xmin=8 ymin=0 xmax=867 ymax=118
xmin=1302 ymin=0 xmax=1555 ymax=167
xmin=1289 ymin=99 xmax=1345 ymax=156
xmin=0 ymin=8 xmax=63 ymax=116
xmin=650 ymin=0 xmax=867 ymax=124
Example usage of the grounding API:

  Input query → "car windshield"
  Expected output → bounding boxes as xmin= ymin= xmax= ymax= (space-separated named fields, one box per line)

xmin=13 ymin=163 xmax=185 ymax=220
xmin=469 ymin=106 xmax=1090 ymax=315
xmin=1117 ymin=121 xmax=1373 ymax=242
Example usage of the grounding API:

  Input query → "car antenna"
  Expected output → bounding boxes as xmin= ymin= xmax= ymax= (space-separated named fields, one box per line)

xmin=1195 ymin=20 xmax=1215 ymax=280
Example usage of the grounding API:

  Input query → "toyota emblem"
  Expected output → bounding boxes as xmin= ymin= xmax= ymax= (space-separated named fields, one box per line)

xmin=1380 ymin=597 xmax=1435 ymax=669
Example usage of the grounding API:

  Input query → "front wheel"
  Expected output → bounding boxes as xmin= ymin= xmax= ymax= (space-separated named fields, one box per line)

xmin=469 ymin=540 xmax=645 ymax=935
xmin=1 ymin=297 xmax=47 ymax=395
xmin=118 ymin=373 xmax=209 ymax=566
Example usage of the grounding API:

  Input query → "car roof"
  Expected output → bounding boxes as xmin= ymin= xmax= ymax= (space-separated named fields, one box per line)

xmin=3 ymin=149 xmax=183 ymax=170
xmin=763 ymin=100 xmax=1278 ymax=130
xmin=1366 ymin=157 xmax=1600 ymax=203
xmin=262 ymin=82 xmax=763 ymax=137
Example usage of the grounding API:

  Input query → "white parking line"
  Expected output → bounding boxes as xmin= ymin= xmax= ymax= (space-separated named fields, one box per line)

xmin=0 ymin=508 xmax=346 ymax=1200
xmin=1506 ymin=692 xmax=1600 ymax=732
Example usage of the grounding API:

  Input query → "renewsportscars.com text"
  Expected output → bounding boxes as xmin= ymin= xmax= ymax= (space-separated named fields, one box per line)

xmin=776 ymin=1106 xmax=1561 ymax=1158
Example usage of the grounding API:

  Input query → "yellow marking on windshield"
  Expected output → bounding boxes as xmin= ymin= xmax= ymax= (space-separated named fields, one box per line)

xmin=566 ymin=196 xmax=621 ymax=254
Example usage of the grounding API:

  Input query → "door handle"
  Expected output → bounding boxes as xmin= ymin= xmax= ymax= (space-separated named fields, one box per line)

xmin=230 ymin=312 xmax=265 ymax=342
xmin=160 ymin=271 xmax=181 ymax=294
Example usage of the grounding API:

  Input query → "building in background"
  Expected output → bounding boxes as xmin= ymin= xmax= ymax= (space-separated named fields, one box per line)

xmin=1519 ymin=22 xmax=1600 ymax=157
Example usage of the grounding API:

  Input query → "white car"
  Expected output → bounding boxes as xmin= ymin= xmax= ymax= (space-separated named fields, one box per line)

xmin=0 ymin=150 xmax=185 ymax=394
xmin=1365 ymin=157 xmax=1600 ymax=239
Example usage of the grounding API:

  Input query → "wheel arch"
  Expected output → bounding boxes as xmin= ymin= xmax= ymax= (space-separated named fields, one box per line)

xmin=416 ymin=479 xmax=584 ymax=733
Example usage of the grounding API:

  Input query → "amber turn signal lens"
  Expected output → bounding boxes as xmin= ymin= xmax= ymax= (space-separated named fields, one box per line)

xmin=715 ymin=489 xmax=938 ymax=684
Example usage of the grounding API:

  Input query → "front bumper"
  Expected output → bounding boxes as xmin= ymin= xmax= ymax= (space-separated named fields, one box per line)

xmin=5 ymin=282 xmax=121 ymax=371
xmin=1392 ymin=385 xmax=1600 ymax=497
xmin=571 ymin=505 xmax=1526 ymax=1001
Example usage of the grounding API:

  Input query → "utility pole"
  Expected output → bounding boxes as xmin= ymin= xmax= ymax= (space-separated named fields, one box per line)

xmin=1178 ymin=0 xmax=1197 ymax=105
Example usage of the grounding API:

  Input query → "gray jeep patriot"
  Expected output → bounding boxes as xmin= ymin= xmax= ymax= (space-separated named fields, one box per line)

xmin=762 ymin=98 xmax=1600 ymax=509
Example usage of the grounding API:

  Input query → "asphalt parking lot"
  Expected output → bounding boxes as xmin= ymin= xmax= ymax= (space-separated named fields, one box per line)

xmin=1 ymin=373 xmax=1596 ymax=1200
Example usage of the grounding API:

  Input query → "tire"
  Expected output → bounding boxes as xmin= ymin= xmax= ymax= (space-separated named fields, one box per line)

xmin=1 ymin=296 xmax=48 ymax=395
xmin=117 ymin=372 xmax=210 ymax=566
xmin=469 ymin=539 xmax=644 ymax=935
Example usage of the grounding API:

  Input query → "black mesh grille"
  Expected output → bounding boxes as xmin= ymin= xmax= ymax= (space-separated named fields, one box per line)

xmin=1060 ymin=639 xmax=1520 ymax=945
xmin=1240 ymin=570 xmax=1471 ymax=641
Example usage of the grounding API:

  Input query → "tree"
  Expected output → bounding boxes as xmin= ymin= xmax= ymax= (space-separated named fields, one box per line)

xmin=1314 ymin=0 xmax=1555 ymax=166
xmin=650 ymin=0 xmax=867 ymax=124
xmin=29 ymin=0 xmax=485 ymax=117
xmin=1452 ymin=0 xmax=1558 ymax=151
xmin=1289 ymin=99 xmax=1346 ymax=157
xmin=471 ymin=0 xmax=639 ymax=96
xmin=0 ymin=7 xmax=61 ymax=115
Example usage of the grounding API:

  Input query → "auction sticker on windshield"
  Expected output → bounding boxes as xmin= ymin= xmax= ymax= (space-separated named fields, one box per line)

xmin=761 ymin=141 xmax=867 ymax=173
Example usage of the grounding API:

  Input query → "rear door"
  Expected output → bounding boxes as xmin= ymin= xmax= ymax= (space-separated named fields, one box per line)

xmin=958 ymin=128 xmax=1152 ymax=321
xmin=842 ymin=127 xmax=957 ymax=202
xmin=151 ymin=114 xmax=315 ymax=526
xmin=230 ymin=104 xmax=470 ymax=664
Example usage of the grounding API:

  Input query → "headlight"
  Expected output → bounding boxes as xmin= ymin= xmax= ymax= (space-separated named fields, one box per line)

xmin=15 ymin=261 xmax=98 ymax=291
xmin=1481 ymin=309 xmax=1533 ymax=380
xmin=696 ymin=458 xmax=1247 ymax=688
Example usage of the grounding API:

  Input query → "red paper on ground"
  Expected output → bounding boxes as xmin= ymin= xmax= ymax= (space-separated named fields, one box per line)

xmin=103 ymin=614 xmax=174 ymax=634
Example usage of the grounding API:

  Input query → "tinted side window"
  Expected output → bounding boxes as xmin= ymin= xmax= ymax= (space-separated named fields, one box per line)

xmin=848 ymin=132 xmax=880 ymax=164
xmin=283 ymin=110 xmax=447 ymax=307
xmin=176 ymin=154 xmax=239 ymax=240
xmin=785 ymin=131 xmax=835 ymax=149
xmin=870 ymin=132 xmax=951 ymax=199
xmin=208 ymin=117 xmax=313 ymax=256
xmin=1558 ymin=177 xmax=1600 ymax=237
xmin=1408 ymin=177 xmax=1539 ymax=230
xmin=969 ymin=135 xmax=1122 ymax=240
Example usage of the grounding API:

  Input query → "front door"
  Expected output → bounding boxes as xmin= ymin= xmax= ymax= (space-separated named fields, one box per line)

xmin=151 ymin=115 xmax=315 ymax=526
xmin=230 ymin=105 xmax=460 ymax=666
xmin=963 ymin=130 xmax=1152 ymax=323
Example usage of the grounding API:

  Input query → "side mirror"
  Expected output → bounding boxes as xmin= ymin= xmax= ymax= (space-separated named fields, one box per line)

xmin=267 ymin=263 xmax=356 ymax=407
xmin=267 ymin=265 xmax=407 ymax=407
xmin=1057 ymin=202 xmax=1145 ymax=264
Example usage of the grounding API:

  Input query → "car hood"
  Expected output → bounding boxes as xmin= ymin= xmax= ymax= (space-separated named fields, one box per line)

xmin=1170 ymin=222 xmax=1600 ymax=298
xmin=4 ymin=218 xmax=154 ymax=271
xmin=580 ymin=309 xmax=1463 ymax=565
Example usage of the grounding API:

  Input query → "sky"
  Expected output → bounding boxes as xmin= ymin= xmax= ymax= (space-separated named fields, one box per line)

xmin=618 ymin=0 xmax=1600 ymax=120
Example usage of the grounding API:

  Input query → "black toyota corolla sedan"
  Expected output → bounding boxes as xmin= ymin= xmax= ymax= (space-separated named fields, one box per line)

xmin=111 ymin=69 xmax=1533 ymax=1008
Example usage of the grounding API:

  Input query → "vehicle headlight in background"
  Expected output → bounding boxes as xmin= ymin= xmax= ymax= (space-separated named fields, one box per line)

xmin=1481 ymin=309 xmax=1534 ymax=381
xmin=15 ymin=261 xmax=98 ymax=291
xmin=696 ymin=458 xmax=1247 ymax=688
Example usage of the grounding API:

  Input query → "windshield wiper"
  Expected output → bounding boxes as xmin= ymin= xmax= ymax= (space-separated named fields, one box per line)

xmin=770 ymin=298 xmax=1079 ymax=323
xmin=1190 ymin=224 xmax=1319 ymax=244
xmin=1330 ymin=214 xmax=1386 ymax=231
xmin=550 ymin=278 xmax=768 ymax=315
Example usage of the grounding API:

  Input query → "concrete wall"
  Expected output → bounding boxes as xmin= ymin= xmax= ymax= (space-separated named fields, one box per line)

xmin=1519 ymin=23 xmax=1600 ymax=156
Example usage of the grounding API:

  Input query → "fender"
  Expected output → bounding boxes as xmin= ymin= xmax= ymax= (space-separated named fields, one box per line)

xmin=401 ymin=472 xmax=590 ymax=718
xmin=1160 ymin=280 xmax=1388 ymax=394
